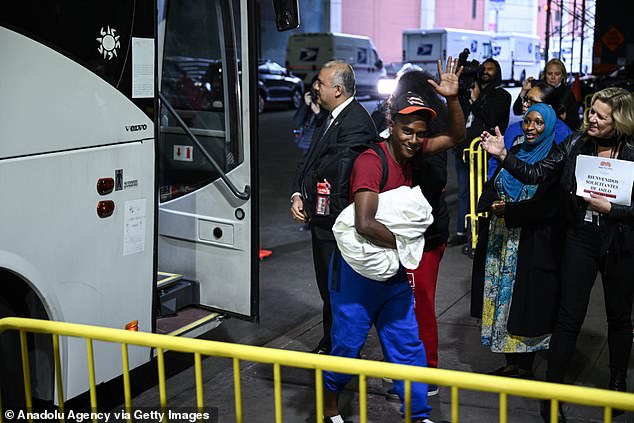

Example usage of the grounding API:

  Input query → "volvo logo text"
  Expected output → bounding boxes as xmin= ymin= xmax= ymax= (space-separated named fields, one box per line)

xmin=125 ymin=124 xmax=148 ymax=132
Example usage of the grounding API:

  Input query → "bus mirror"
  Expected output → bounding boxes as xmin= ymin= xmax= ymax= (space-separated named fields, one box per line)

xmin=272 ymin=0 xmax=300 ymax=31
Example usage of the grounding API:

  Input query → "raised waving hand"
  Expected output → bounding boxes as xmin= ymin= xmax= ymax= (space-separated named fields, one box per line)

xmin=427 ymin=57 xmax=462 ymax=99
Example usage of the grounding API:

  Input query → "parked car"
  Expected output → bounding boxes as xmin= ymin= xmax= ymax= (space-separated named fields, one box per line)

xmin=258 ymin=59 xmax=304 ymax=113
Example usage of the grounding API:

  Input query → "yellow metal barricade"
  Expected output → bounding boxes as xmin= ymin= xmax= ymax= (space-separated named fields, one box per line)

xmin=464 ymin=137 xmax=489 ymax=251
xmin=1 ymin=317 xmax=634 ymax=423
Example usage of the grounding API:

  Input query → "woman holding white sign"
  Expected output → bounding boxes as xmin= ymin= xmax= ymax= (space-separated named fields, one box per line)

xmin=480 ymin=87 xmax=634 ymax=421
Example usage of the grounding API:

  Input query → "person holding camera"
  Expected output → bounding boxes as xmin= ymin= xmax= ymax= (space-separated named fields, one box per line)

xmin=450 ymin=58 xmax=511 ymax=251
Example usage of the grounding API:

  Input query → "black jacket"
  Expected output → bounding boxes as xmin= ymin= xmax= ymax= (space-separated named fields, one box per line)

xmin=501 ymin=132 xmax=634 ymax=253
xmin=512 ymin=83 xmax=580 ymax=131
xmin=459 ymin=70 xmax=511 ymax=154
xmin=291 ymin=99 xmax=378 ymax=236
xmin=413 ymin=151 xmax=450 ymax=251
xmin=471 ymin=143 xmax=563 ymax=337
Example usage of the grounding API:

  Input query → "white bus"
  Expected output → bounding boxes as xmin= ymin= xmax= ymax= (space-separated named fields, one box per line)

xmin=0 ymin=0 xmax=297 ymax=407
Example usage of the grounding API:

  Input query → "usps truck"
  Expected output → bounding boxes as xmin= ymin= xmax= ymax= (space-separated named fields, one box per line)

xmin=492 ymin=33 xmax=541 ymax=83
xmin=286 ymin=32 xmax=386 ymax=97
xmin=402 ymin=28 xmax=493 ymax=75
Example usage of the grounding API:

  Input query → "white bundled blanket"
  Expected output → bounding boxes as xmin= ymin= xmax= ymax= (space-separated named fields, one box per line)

xmin=332 ymin=185 xmax=434 ymax=281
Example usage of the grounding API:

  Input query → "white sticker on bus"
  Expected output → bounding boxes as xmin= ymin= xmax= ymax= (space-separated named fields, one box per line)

xmin=173 ymin=145 xmax=193 ymax=162
xmin=123 ymin=198 xmax=146 ymax=256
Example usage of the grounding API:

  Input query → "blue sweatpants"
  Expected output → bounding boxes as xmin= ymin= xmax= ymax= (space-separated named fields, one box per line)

xmin=323 ymin=255 xmax=432 ymax=419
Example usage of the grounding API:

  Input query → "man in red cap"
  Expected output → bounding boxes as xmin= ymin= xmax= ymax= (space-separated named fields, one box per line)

xmin=322 ymin=59 xmax=465 ymax=423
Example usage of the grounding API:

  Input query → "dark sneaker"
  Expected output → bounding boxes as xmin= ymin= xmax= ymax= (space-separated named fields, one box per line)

xmin=427 ymin=384 xmax=439 ymax=396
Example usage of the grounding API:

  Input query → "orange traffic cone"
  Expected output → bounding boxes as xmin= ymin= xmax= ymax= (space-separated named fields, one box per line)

xmin=259 ymin=247 xmax=272 ymax=260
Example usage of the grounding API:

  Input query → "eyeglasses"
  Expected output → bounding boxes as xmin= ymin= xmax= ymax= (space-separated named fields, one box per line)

xmin=522 ymin=97 xmax=541 ymax=107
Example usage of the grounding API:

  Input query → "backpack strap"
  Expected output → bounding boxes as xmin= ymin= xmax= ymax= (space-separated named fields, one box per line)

xmin=367 ymin=142 xmax=389 ymax=192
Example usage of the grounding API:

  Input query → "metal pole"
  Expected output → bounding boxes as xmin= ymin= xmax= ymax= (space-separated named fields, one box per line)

xmin=559 ymin=0 xmax=563 ymax=59
xmin=579 ymin=0 xmax=586 ymax=73
xmin=571 ymin=0 xmax=576 ymax=73
xmin=545 ymin=0 xmax=552 ymax=62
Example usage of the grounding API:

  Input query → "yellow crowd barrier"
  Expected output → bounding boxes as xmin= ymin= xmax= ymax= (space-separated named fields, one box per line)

xmin=464 ymin=137 xmax=489 ymax=251
xmin=1 ymin=317 xmax=633 ymax=423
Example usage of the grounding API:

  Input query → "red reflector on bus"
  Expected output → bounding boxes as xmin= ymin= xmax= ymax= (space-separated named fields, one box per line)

xmin=97 ymin=178 xmax=115 ymax=195
xmin=125 ymin=320 xmax=139 ymax=331
xmin=97 ymin=200 xmax=115 ymax=218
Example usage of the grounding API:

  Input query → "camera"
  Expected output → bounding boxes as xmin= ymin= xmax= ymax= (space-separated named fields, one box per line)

xmin=457 ymin=48 xmax=482 ymax=100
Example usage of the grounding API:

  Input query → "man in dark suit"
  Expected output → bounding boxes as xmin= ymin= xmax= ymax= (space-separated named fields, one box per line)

xmin=290 ymin=60 xmax=377 ymax=355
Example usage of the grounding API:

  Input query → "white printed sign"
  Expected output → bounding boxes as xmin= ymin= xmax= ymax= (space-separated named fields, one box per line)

xmin=132 ymin=37 xmax=154 ymax=98
xmin=123 ymin=198 xmax=146 ymax=256
xmin=575 ymin=155 xmax=634 ymax=206
xmin=173 ymin=145 xmax=193 ymax=162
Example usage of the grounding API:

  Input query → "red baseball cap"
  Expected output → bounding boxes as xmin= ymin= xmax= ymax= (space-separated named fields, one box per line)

xmin=391 ymin=91 xmax=437 ymax=119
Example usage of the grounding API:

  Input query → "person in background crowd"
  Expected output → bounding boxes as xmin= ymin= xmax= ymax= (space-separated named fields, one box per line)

xmin=452 ymin=58 xmax=511 ymax=252
xmin=472 ymin=103 xmax=563 ymax=380
xmin=292 ymin=74 xmax=327 ymax=154
xmin=481 ymin=87 xmax=634 ymax=422
xmin=488 ymin=81 xmax=572 ymax=178
xmin=322 ymin=59 xmax=464 ymax=423
xmin=290 ymin=60 xmax=378 ymax=356
xmin=512 ymin=59 xmax=580 ymax=131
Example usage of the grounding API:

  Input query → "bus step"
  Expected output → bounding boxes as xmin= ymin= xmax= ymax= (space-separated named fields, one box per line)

xmin=156 ymin=271 xmax=183 ymax=289
xmin=158 ymin=278 xmax=199 ymax=317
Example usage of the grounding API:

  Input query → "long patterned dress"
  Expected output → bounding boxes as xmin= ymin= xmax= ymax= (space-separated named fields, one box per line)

xmin=480 ymin=177 xmax=551 ymax=353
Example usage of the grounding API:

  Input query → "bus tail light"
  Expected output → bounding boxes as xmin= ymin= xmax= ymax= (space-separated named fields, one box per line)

xmin=97 ymin=177 xmax=115 ymax=195
xmin=97 ymin=200 xmax=115 ymax=218
xmin=125 ymin=320 xmax=139 ymax=331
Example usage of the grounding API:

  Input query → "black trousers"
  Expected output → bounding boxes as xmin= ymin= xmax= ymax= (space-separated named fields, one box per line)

xmin=310 ymin=225 xmax=337 ymax=349
xmin=547 ymin=223 xmax=634 ymax=383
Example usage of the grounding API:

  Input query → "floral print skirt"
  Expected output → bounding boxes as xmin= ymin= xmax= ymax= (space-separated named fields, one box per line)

xmin=480 ymin=215 xmax=550 ymax=353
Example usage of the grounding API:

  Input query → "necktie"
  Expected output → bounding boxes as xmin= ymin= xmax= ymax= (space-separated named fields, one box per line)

xmin=316 ymin=114 xmax=333 ymax=141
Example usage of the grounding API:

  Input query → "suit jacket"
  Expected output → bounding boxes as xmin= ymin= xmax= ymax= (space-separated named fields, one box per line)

xmin=292 ymin=99 xmax=378 ymax=233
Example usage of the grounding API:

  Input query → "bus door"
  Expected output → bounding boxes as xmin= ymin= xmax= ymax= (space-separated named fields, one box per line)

xmin=157 ymin=0 xmax=258 ymax=320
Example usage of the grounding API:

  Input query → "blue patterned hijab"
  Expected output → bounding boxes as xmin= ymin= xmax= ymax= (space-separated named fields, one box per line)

xmin=497 ymin=103 xmax=557 ymax=202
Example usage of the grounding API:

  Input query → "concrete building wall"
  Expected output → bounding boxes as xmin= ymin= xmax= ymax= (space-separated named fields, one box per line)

xmin=484 ymin=0 xmax=538 ymax=33
xmin=340 ymin=0 xmax=421 ymax=63
xmin=434 ymin=0 xmax=487 ymax=31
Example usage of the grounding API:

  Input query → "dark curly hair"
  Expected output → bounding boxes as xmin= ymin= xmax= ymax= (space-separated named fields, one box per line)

xmin=386 ymin=70 xmax=449 ymax=135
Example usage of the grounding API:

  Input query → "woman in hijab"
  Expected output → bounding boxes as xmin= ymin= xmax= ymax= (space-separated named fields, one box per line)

xmin=471 ymin=103 xmax=563 ymax=378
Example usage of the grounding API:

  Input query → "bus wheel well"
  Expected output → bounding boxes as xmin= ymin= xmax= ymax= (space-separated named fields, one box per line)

xmin=0 ymin=269 xmax=33 ymax=316
xmin=0 ymin=269 xmax=54 ymax=404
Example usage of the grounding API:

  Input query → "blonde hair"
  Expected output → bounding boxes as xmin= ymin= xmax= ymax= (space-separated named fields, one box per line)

xmin=544 ymin=59 xmax=567 ymax=82
xmin=581 ymin=87 xmax=634 ymax=137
